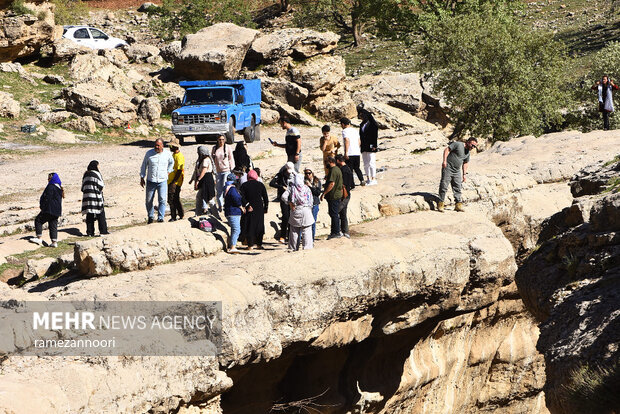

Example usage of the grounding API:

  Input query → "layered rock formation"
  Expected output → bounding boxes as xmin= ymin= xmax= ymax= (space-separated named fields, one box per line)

xmin=516 ymin=157 xmax=620 ymax=414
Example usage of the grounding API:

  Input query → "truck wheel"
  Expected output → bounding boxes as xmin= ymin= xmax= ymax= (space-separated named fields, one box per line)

xmin=175 ymin=135 xmax=184 ymax=145
xmin=243 ymin=118 xmax=256 ymax=143
xmin=196 ymin=135 xmax=207 ymax=144
xmin=225 ymin=119 xmax=235 ymax=144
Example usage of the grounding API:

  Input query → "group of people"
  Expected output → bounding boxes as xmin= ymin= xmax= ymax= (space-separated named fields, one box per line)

xmin=28 ymin=102 xmax=481 ymax=250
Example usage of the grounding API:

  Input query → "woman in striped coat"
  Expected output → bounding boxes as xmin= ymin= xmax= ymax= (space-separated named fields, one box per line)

xmin=81 ymin=160 xmax=109 ymax=236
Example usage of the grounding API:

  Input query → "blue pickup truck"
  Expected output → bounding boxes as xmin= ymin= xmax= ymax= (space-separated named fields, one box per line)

xmin=171 ymin=79 xmax=261 ymax=145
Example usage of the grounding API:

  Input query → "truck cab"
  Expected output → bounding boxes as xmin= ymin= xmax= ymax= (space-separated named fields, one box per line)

xmin=171 ymin=79 xmax=261 ymax=145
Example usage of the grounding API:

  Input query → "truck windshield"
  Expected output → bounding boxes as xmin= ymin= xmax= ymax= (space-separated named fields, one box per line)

xmin=183 ymin=88 xmax=233 ymax=105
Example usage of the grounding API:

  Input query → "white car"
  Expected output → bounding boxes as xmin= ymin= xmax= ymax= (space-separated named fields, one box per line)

xmin=62 ymin=26 xmax=128 ymax=50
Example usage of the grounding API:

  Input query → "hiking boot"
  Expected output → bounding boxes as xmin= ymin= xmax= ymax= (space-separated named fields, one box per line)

xmin=437 ymin=201 xmax=445 ymax=212
xmin=455 ymin=202 xmax=465 ymax=212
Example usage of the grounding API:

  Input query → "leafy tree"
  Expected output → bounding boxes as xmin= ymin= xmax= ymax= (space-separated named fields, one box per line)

xmin=149 ymin=0 xmax=256 ymax=41
xmin=420 ymin=6 xmax=569 ymax=141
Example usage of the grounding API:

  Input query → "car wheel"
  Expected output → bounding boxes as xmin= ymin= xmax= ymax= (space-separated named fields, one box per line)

xmin=225 ymin=118 xmax=235 ymax=144
xmin=243 ymin=117 xmax=256 ymax=143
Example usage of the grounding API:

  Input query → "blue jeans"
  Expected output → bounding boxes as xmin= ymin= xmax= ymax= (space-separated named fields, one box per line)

xmin=216 ymin=172 xmax=228 ymax=210
xmin=227 ymin=215 xmax=241 ymax=247
xmin=146 ymin=180 xmax=167 ymax=220
xmin=311 ymin=204 xmax=319 ymax=239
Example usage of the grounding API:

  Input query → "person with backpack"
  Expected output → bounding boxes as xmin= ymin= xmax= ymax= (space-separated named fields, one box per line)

xmin=281 ymin=172 xmax=315 ymax=251
xmin=81 ymin=160 xmax=109 ymax=237
xmin=30 ymin=172 xmax=64 ymax=248
xmin=269 ymin=162 xmax=295 ymax=244
xmin=212 ymin=135 xmax=236 ymax=211
xmin=189 ymin=146 xmax=216 ymax=216
xmin=224 ymin=172 xmax=244 ymax=253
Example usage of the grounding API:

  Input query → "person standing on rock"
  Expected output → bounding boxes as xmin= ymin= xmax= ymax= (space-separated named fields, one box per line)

xmin=140 ymin=138 xmax=174 ymax=223
xmin=320 ymin=156 xmax=344 ymax=239
xmin=282 ymin=172 xmax=315 ymax=251
xmin=304 ymin=168 xmax=322 ymax=240
xmin=437 ymin=138 xmax=478 ymax=213
xmin=341 ymin=117 xmax=365 ymax=186
xmin=167 ymin=137 xmax=185 ymax=222
xmin=240 ymin=169 xmax=269 ymax=250
xmin=212 ymin=135 xmax=236 ymax=211
xmin=189 ymin=146 xmax=216 ymax=216
xmin=336 ymin=154 xmax=353 ymax=238
xmin=271 ymin=116 xmax=302 ymax=172
xmin=270 ymin=162 xmax=295 ymax=244
xmin=30 ymin=172 xmax=64 ymax=248
xmin=81 ymin=161 xmax=109 ymax=237
xmin=592 ymin=75 xmax=619 ymax=130
xmin=224 ymin=172 xmax=245 ymax=254
xmin=319 ymin=125 xmax=340 ymax=177
xmin=358 ymin=105 xmax=379 ymax=185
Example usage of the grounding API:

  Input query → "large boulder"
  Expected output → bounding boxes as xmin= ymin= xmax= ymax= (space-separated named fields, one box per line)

xmin=245 ymin=28 xmax=339 ymax=68
xmin=160 ymin=40 xmax=181 ymax=63
xmin=62 ymin=116 xmax=97 ymax=134
xmin=269 ymin=100 xmax=321 ymax=127
xmin=0 ymin=91 xmax=20 ymax=118
xmin=46 ymin=129 xmax=78 ymax=144
xmin=62 ymin=82 xmax=136 ymax=128
xmin=289 ymin=55 xmax=345 ymax=97
xmin=137 ymin=97 xmax=162 ymax=123
xmin=49 ymin=37 xmax=91 ymax=62
xmin=173 ymin=23 xmax=259 ymax=80
xmin=261 ymin=77 xmax=308 ymax=109
xmin=125 ymin=43 xmax=160 ymax=62
xmin=40 ymin=110 xmax=74 ymax=124
xmin=348 ymin=71 xmax=424 ymax=114
xmin=0 ymin=4 xmax=61 ymax=62
xmin=306 ymin=84 xmax=356 ymax=121
xmin=360 ymin=101 xmax=438 ymax=132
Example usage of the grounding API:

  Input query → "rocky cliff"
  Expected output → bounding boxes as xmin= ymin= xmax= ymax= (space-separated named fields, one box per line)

xmin=516 ymin=157 xmax=620 ymax=414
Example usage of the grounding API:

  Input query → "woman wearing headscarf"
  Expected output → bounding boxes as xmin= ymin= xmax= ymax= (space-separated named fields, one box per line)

xmin=303 ymin=168 xmax=322 ymax=240
xmin=224 ymin=172 xmax=244 ymax=253
xmin=281 ymin=172 xmax=315 ymax=251
xmin=30 ymin=172 xmax=64 ymax=248
xmin=593 ymin=75 xmax=619 ymax=130
xmin=81 ymin=160 xmax=108 ymax=237
xmin=233 ymin=141 xmax=253 ymax=172
xmin=269 ymin=162 xmax=295 ymax=243
xmin=240 ymin=169 xmax=269 ymax=250
xmin=189 ymin=146 xmax=216 ymax=216
xmin=358 ymin=105 xmax=379 ymax=185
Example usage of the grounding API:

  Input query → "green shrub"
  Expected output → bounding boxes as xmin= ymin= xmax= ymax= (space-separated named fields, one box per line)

xmin=420 ymin=5 xmax=569 ymax=142
xmin=563 ymin=360 xmax=620 ymax=414
xmin=10 ymin=0 xmax=34 ymax=15
xmin=52 ymin=0 xmax=88 ymax=25
xmin=149 ymin=0 xmax=256 ymax=41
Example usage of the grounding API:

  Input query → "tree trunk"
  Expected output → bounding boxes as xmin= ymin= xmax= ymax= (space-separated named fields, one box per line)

xmin=352 ymin=12 xmax=363 ymax=46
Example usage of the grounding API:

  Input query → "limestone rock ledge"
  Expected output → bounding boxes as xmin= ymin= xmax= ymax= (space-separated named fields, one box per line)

xmin=516 ymin=157 xmax=620 ymax=414
xmin=1 ymin=212 xmax=547 ymax=413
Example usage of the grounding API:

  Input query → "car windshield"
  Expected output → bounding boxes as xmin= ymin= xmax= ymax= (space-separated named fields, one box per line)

xmin=183 ymin=88 xmax=233 ymax=105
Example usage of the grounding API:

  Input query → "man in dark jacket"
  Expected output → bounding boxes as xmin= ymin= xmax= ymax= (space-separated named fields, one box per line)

xmin=336 ymin=154 xmax=353 ymax=238
xmin=321 ymin=157 xmax=343 ymax=239
xmin=30 ymin=172 xmax=64 ymax=247
xmin=358 ymin=105 xmax=379 ymax=185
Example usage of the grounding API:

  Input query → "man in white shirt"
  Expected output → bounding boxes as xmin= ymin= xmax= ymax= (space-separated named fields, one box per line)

xmin=340 ymin=117 xmax=365 ymax=186
xmin=140 ymin=138 xmax=174 ymax=223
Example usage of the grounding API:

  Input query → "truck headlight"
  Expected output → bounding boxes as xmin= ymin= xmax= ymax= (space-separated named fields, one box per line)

xmin=219 ymin=110 xmax=227 ymax=122
xmin=172 ymin=112 xmax=178 ymax=125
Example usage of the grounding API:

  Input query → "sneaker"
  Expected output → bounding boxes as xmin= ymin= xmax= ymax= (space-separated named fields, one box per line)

xmin=360 ymin=181 xmax=366 ymax=186
xmin=228 ymin=247 xmax=240 ymax=254
xmin=157 ymin=218 xmax=164 ymax=223
xmin=343 ymin=233 xmax=351 ymax=239
xmin=327 ymin=233 xmax=342 ymax=240
xmin=29 ymin=237 xmax=43 ymax=246
xmin=147 ymin=217 xmax=154 ymax=224
xmin=367 ymin=180 xmax=378 ymax=186
xmin=169 ymin=218 xmax=177 ymax=222
xmin=50 ymin=241 xmax=58 ymax=248
xmin=277 ymin=238 xmax=286 ymax=244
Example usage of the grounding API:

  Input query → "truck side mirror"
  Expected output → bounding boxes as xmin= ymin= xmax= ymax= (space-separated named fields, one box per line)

xmin=237 ymin=95 xmax=244 ymax=104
